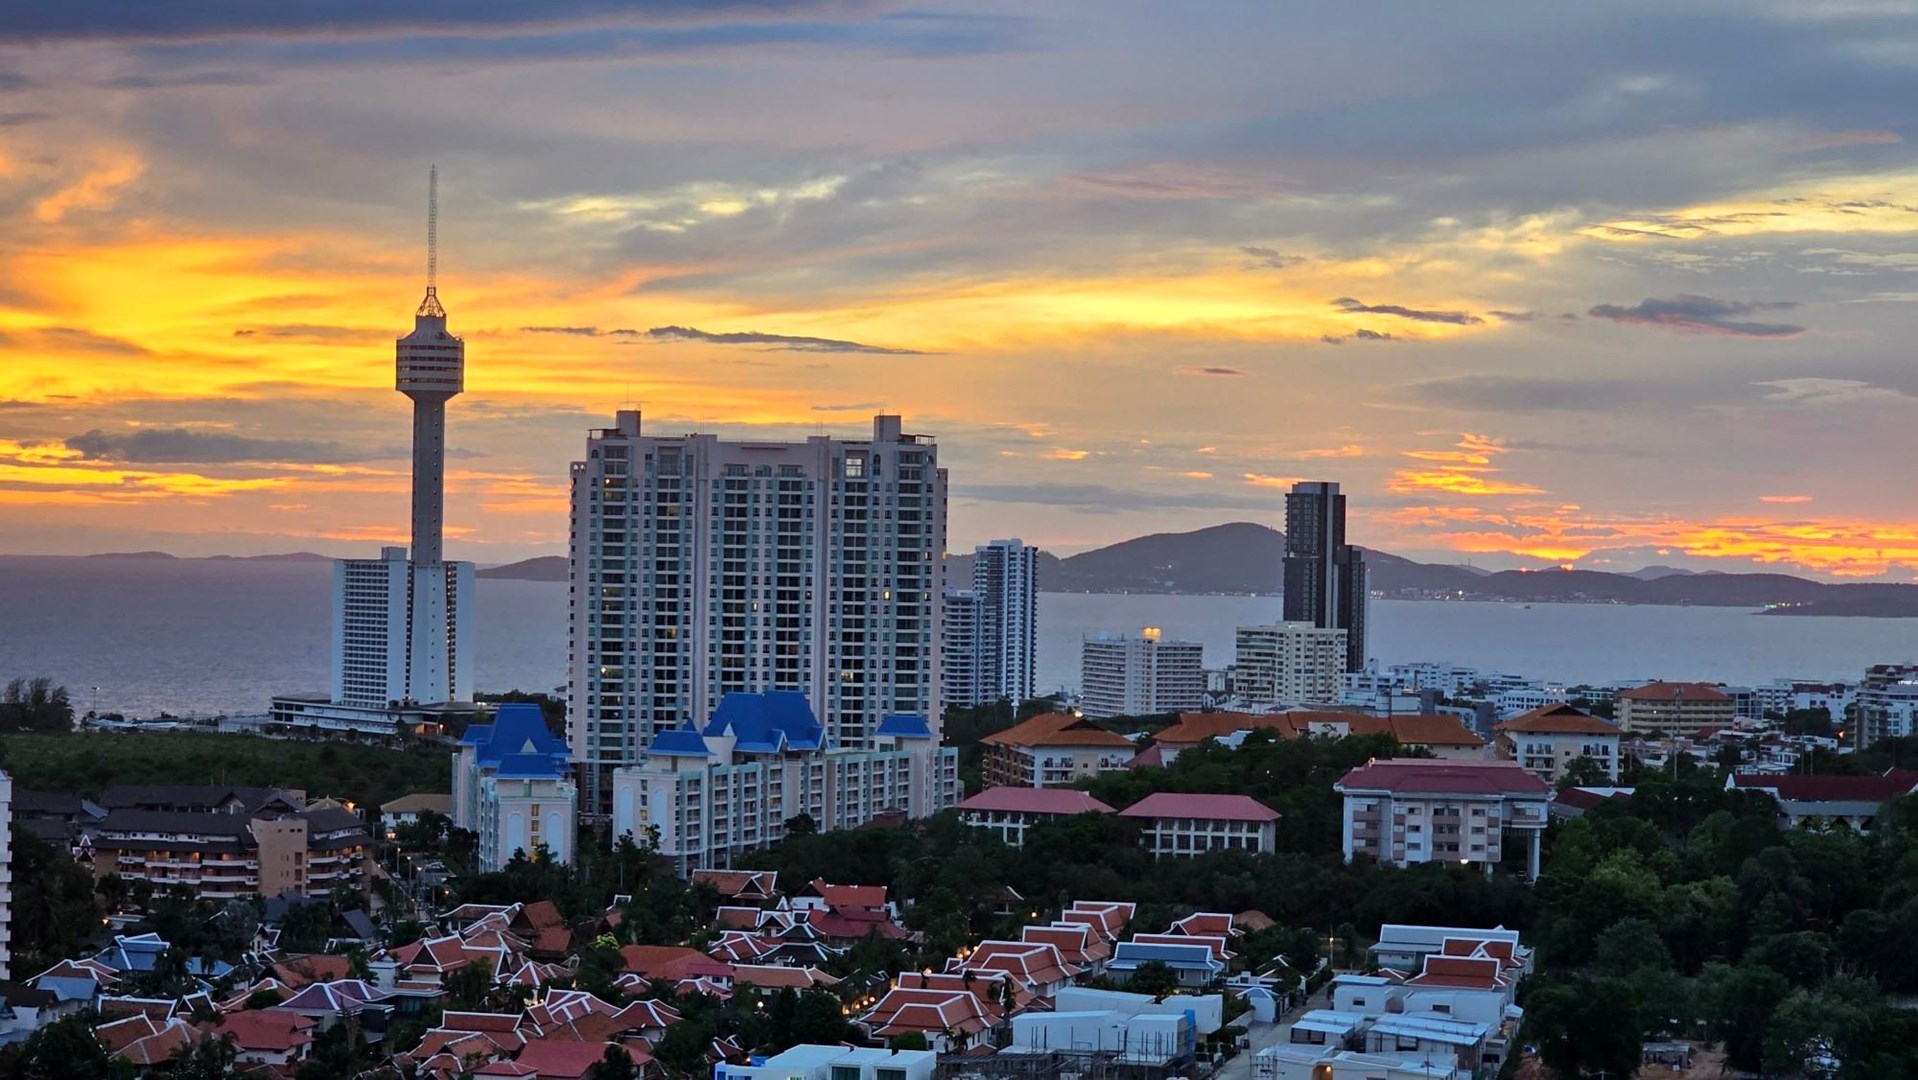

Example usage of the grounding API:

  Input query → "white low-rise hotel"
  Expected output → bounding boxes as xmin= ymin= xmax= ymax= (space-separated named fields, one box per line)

xmin=612 ymin=692 xmax=958 ymax=875
xmin=1118 ymin=792 xmax=1280 ymax=857
xmin=956 ymin=786 xmax=1116 ymax=847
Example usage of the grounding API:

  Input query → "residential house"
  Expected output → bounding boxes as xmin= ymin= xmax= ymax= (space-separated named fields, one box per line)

xmin=956 ymin=786 xmax=1116 ymax=847
xmin=214 ymin=1010 xmax=319 ymax=1071
xmin=948 ymin=940 xmax=1079 ymax=999
xmin=715 ymin=1044 xmax=936 ymax=1080
xmin=1106 ymin=941 xmax=1223 ymax=988
xmin=1494 ymin=704 xmax=1623 ymax=782
xmin=380 ymin=793 xmax=453 ymax=840
xmin=980 ymin=712 xmax=1135 ymax=788
xmin=90 ymin=800 xmax=370 ymax=901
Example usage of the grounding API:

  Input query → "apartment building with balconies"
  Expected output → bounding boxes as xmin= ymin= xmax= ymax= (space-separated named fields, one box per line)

xmin=1334 ymin=760 xmax=1551 ymax=877
xmin=1493 ymin=703 xmax=1622 ymax=782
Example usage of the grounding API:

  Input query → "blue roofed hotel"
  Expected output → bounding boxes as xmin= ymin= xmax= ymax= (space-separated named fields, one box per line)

xmin=611 ymin=690 xmax=957 ymax=875
xmin=454 ymin=703 xmax=579 ymax=870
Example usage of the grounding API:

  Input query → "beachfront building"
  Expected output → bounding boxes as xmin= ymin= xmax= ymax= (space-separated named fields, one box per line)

xmin=1614 ymin=681 xmax=1734 ymax=738
xmin=980 ymin=712 xmax=1136 ymax=788
xmin=567 ymin=411 xmax=947 ymax=812
xmin=453 ymin=703 xmax=578 ymax=870
xmin=610 ymin=692 xmax=957 ymax=875
xmin=1234 ymin=622 xmax=1347 ymax=708
xmin=1493 ymin=703 xmax=1622 ymax=782
xmin=1334 ymin=760 xmax=1551 ymax=877
xmin=1080 ymin=629 xmax=1205 ymax=719
xmin=956 ymin=787 xmax=1116 ymax=847
xmin=1118 ymin=792 xmax=1280 ymax=857
xmin=1855 ymin=665 xmax=1918 ymax=749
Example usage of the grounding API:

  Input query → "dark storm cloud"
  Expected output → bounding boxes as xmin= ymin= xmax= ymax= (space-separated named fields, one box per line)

xmin=1489 ymin=310 xmax=1537 ymax=322
xmin=1186 ymin=367 xmax=1247 ymax=376
xmin=1240 ymin=246 xmax=1306 ymax=270
xmin=646 ymin=325 xmax=924 ymax=355
xmin=4 ymin=1 xmax=849 ymax=41
xmin=1332 ymin=297 xmax=1484 ymax=325
xmin=1587 ymin=295 xmax=1805 ymax=337
xmin=1409 ymin=374 xmax=1652 ymax=411
xmin=958 ymin=482 xmax=1280 ymax=513
xmin=65 ymin=428 xmax=374 ymax=464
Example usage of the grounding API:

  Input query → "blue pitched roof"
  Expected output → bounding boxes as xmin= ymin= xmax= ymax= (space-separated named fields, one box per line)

xmin=876 ymin=713 xmax=933 ymax=739
xmin=472 ymin=704 xmax=570 ymax=778
xmin=1109 ymin=941 xmax=1223 ymax=971
xmin=703 ymin=691 xmax=823 ymax=752
xmin=650 ymin=727 xmax=713 ymax=756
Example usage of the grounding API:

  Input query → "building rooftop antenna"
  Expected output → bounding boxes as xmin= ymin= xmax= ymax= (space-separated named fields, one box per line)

xmin=418 ymin=165 xmax=445 ymax=317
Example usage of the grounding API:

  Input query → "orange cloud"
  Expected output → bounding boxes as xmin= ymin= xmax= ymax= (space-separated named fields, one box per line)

xmin=1760 ymin=494 xmax=1813 ymax=504
xmin=1243 ymin=472 xmax=1304 ymax=488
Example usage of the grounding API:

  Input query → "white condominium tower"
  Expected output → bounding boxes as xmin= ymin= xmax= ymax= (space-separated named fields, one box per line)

xmin=568 ymin=411 xmax=948 ymax=809
xmin=942 ymin=539 xmax=1039 ymax=710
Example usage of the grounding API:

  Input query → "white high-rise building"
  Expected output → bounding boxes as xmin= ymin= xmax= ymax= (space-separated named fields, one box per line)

xmin=271 ymin=175 xmax=475 ymax=738
xmin=940 ymin=587 xmax=982 ymax=711
xmin=568 ymin=411 xmax=948 ymax=809
xmin=1080 ymin=629 xmax=1205 ymax=719
xmin=973 ymin=539 xmax=1039 ymax=706
xmin=331 ymin=547 xmax=473 ymax=708
xmin=1234 ymin=622 xmax=1347 ymax=708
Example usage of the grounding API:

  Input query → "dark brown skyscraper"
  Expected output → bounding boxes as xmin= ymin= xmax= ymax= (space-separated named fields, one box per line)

xmin=1282 ymin=481 xmax=1368 ymax=672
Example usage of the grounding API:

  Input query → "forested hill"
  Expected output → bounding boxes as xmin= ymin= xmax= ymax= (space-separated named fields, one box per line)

xmin=474 ymin=522 xmax=1918 ymax=613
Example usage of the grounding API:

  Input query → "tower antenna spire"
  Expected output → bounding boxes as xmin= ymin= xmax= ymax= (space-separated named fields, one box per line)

xmin=418 ymin=166 xmax=444 ymax=317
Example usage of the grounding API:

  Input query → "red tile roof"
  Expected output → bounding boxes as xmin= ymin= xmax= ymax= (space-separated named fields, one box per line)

xmin=1730 ymin=769 xmax=1918 ymax=803
xmin=1335 ymin=759 xmax=1551 ymax=796
xmin=808 ymin=879 xmax=888 ymax=908
xmin=1618 ymin=681 xmax=1732 ymax=703
xmin=1118 ymin=792 xmax=1280 ymax=823
xmin=618 ymin=946 xmax=733 ymax=982
xmin=861 ymin=987 xmax=996 ymax=1038
xmin=1497 ymin=704 xmax=1621 ymax=735
xmin=982 ymin=712 xmax=1134 ymax=750
xmin=214 ymin=1010 xmax=318 ymax=1053
xmin=511 ymin=1039 xmax=645 ymax=1080
xmin=957 ymin=787 xmax=1117 ymax=815
xmin=1406 ymin=954 xmax=1504 ymax=990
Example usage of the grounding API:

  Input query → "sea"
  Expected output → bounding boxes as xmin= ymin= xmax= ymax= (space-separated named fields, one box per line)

xmin=6 ymin=555 xmax=1918 ymax=719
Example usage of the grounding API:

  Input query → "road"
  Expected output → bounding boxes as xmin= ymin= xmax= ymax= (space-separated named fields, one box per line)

xmin=1212 ymin=983 xmax=1332 ymax=1080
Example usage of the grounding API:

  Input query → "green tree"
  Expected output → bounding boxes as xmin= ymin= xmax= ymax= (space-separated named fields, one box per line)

xmin=10 ymin=1014 xmax=126 ymax=1080
xmin=1522 ymin=975 xmax=1645 ymax=1079
xmin=791 ymin=990 xmax=851 ymax=1046
xmin=1126 ymin=959 xmax=1180 ymax=999
xmin=0 ymin=677 xmax=74 ymax=731
xmin=584 ymin=1044 xmax=639 ymax=1080
xmin=1701 ymin=961 xmax=1791 ymax=1072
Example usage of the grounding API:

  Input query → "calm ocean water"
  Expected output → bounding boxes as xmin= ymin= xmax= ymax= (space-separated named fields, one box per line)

xmin=5 ymin=556 xmax=1918 ymax=717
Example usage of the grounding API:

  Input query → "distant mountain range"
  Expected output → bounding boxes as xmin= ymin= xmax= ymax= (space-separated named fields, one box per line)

xmin=150 ymin=523 xmax=1918 ymax=616
xmin=84 ymin=551 xmax=333 ymax=563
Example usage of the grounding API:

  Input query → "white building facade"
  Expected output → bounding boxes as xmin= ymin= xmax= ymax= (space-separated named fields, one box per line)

xmin=972 ymin=539 xmax=1039 ymax=706
xmin=331 ymin=548 xmax=474 ymax=709
xmin=1335 ymin=760 xmax=1552 ymax=878
xmin=453 ymin=704 xmax=579 ymax=870
xmin=1081 ymin=630 xmax=1205 ymax=719
xmin=0 ymin=770 xmax=11 ymax=981
xmin=1234 ymin=622 xmax=1346 ymax=708
xmin=568 ymin=411 xmax=948 ymax=810
xmin=940 ymin=587 xmax=982 ymax=712
xmin=611 ymin=693 xmax=957 ymax=875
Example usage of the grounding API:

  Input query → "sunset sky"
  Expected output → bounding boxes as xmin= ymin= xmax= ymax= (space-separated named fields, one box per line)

xmin=8 ymin=2 xmax=1918 ymax=577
